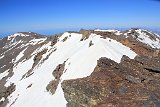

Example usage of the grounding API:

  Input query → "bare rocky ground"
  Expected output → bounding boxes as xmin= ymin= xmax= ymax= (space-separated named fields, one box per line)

xmin=62 ymin=55 xmax=160 ymax=107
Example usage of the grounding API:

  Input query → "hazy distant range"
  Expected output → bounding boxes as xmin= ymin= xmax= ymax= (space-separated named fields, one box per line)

xmin=0 ymin=27 xmax=160 ymax=38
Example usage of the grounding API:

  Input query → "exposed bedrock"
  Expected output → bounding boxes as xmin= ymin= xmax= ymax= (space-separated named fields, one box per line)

xmin=61 ymin=56 xmax=160 ymax=107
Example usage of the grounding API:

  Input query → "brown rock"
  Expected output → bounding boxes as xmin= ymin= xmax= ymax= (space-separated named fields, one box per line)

xmin=46 ymin=62 xmax=65 ymax=95
xmin=52 ymin=63 xmax=65 ymax=79
xmin=62 ymin=56 xmax=160 ymax=107
xmin=46 ymin=80 xmax=59 ymax=95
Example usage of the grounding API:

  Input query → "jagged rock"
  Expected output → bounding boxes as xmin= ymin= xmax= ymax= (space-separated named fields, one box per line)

xmin=52 ymin=63 xmax=65 ymax=79
xmin=46 ymin=63 xmax=65 ymax=95
xmin=62 ymin=36 xmax=68 ymax=42
xmin=62 ymin=56 xmax=160 ymax=107
xmin=153 ymin=50 xmax=160 ymax=57
xmin=89 ymin=41 xmax=94 ymax=47
xmin=134 ymin=55 xmax=160 ymax=73
xmin=80 ymin=29 xmax=93 ymax=41
xmin=0 ymin=83 xmax=15 ymax=107
xmin=47 ymin=34 xmax=60 ymax=46
xmin=46 ymin=80 xmax=59 ymax=95
xmin=0 ymin=83 xmax=15 ymax=99
xmin=33 ymin=49 xmax=48 ymax=63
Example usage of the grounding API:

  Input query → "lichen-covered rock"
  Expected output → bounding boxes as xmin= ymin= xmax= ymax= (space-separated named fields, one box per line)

xmin=62 ymin=56 xmax=160 ymax=107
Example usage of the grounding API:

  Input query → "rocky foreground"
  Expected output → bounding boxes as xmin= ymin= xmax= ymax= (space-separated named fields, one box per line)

xmin=62 ymin=55 xmax=160 ymax=107
xmin=0 ymin=28 xmax=160 ymax=107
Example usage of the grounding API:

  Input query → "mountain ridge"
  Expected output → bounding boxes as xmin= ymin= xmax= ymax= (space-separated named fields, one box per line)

xmin=0 ymin=28 xmax=160 ymax=107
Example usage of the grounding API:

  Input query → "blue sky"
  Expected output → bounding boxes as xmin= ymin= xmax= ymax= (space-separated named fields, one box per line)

xmin=0 ymin=0 xmax=160 ymax=36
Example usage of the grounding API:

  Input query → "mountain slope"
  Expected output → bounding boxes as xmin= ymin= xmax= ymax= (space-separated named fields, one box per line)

xmin=0 ymin=29 xmax=160 ymax=107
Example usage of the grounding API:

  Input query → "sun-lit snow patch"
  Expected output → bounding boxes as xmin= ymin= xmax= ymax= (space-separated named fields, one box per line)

xmin=123 ymin=29 xmax=132 ymax=36
xmin=94 ymin=29 xmax=122 ymax=35
xmin=8 ymin=33 xmax=29 ymax=40
xmin=17 ymin=38 xmax=47 ymax=49
xmin=0 ymin=55 xmax=4 ymax=59
xmin=5 ymin=57 xmax=34 ymax=87
xmin=14 ymin=48 xmax=28 ymax=63
xmin=0 ymin=69 xmax=9 ymax=80
xmin=1 ymin=65 xmax=6 ymax=68
xmin=0 ymin=97 xmax=5 ymax=102
xmin=3 ymin=40 xmax=23 ymax=49
xmin=31 ymin=41 xmax=51 ymax=57
xmin=29 ymin=38 xmax=47 ymax=45
xmin=61 ymin=33 xmax=137 ymax=80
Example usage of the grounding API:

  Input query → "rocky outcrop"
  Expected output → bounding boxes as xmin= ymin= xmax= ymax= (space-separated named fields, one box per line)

xmin=47 ymin=34 xmax=61 ymax=46
xmin=46 ymin=63 xmax=65 ymax=95
xmin=134 ymin=55 xmax=160 ymax=73
xmin=80 ymin=29 xmax=93 ymax=41
xmin=46 ymin=79 xmax=59 ymax=95
xmin=62 ymin=56 xmax=160 ymax=107
xmin=52 ymin=63 xmax=65 ymax=80
xmin=0 ymin=83 xmax=15 ymax=99
xmin=33 ymin=49 xmax=48 ymax=65
xmin=0 ymin=83 xmax=15 ymax=107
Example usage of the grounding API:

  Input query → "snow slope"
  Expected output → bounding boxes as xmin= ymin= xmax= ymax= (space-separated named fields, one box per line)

xmin=2 ymin=32 xmax=137 ymax=107
xmin=134 ymin=29 xmax=160 ymax=48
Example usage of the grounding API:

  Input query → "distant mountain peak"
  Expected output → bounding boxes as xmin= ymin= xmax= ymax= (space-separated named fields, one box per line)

xmin=122 ymin=28 xmax=160 ymax=48
xmin=8 ymin=32 xmax=29 ymax=40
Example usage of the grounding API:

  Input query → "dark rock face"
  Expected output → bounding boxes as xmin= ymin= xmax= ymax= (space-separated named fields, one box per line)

xmin=46 ymin=63 xmax=65 ymax=95
xmin=134 ymin=55 xmax=160 ymax=73
xmin=52 ymin=63 xmax=65 ymax=80
xmin=0 ymin=83 xmax=15 ymax=107
xmin=46 ymin=80 xmax=59 ymax=95
xmin=0 ymin=83 xmax=15 ymax=99
xmin=47 ymin=34 xmax=60 ymax=46
xmin=61 ymin=56 xmax=160 ymax=107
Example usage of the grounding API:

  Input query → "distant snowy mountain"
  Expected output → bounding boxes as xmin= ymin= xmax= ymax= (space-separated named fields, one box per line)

xmin=0 ymin=29 xmax=160 ymax=107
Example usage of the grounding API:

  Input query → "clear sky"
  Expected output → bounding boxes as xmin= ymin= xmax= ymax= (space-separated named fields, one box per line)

xmin=0 ymin=0 xmax=160 ymax=36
